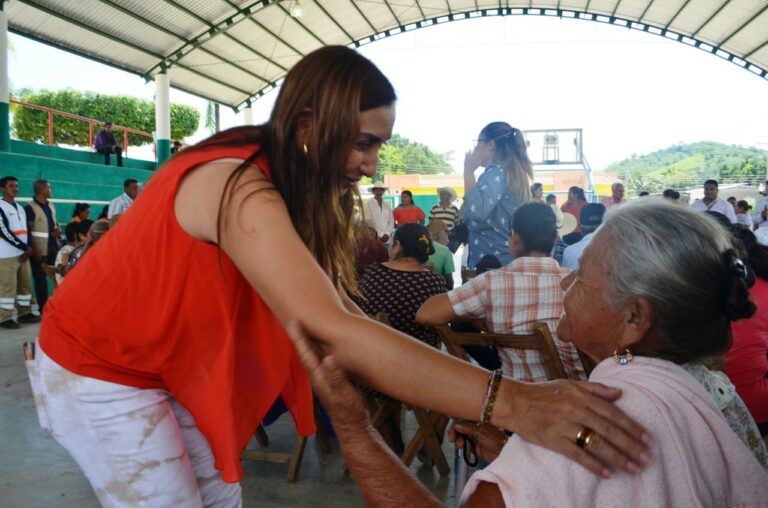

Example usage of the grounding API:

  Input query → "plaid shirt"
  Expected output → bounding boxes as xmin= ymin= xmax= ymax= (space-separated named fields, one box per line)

xmin=448 ymin=257 xmax=586 ymax=382
xmin=552 ymin=239 xmax=568 ymax=265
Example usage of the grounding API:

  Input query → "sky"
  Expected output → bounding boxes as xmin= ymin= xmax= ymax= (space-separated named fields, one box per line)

xmin=8 ymin=14 xmax=768 ymax=171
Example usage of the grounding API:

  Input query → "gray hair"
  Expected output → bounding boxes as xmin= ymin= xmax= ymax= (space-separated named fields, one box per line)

xmin=594 ymin=199 xmax=753 ymax=363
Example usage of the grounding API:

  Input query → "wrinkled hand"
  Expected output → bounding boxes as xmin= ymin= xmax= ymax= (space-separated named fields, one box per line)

xmin=464 ymin=149 xmax=482 ymax=173
xmin=505 ymin=380 xmax=653 ymax=478
xmin=285 ymin=321 xmax=371 ymax=437
xmin=448 ymin=421 xmax=507 ymax=463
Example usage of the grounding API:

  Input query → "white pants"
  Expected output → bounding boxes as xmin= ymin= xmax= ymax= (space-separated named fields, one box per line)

xmin=35 ymin=345 xmax=242 ymax=508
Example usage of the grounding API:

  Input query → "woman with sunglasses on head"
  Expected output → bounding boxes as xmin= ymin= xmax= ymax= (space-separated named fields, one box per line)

xmin=34 ymin=47 xmax=650 ymax=507
xmin=464 ymin=122 xmax=533 ymax=268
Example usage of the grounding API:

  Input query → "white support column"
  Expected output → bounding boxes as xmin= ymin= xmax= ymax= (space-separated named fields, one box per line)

xmin=155 ymin=71 xmax=171 ymax=163
xmin=0 ymin=4 xmax=10 ymax=152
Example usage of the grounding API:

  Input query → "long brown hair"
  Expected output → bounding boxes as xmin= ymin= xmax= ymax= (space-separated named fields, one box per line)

xmin=180 ymin=46 xmax=396 ymax=293
xmin=480 ymin=122 xmax=533 ymax=203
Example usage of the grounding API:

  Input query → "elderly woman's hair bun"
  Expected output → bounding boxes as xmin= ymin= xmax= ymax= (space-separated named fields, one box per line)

xmin=722 ymin=249 xmax=756 ymax=321
xmin=394 ymin=223 xmax=435 ymax=263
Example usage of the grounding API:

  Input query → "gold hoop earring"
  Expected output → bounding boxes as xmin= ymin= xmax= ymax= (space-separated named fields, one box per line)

xmin=302 ymin=143 xmax=308 ymax=155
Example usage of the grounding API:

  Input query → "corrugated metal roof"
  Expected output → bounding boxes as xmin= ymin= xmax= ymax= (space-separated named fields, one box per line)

xmin=8 ymin=0 xmax=768 ymax=109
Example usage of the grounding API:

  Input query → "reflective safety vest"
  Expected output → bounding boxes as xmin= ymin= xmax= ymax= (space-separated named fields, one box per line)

xmin=27 ymin=199 xmax=58 ymax=257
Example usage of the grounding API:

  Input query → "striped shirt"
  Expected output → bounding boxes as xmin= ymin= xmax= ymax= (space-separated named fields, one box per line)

xmin=429 ymin=204 xmax=459 ymax=229
xmin=448 ymin=256 xmax=586 ymax=382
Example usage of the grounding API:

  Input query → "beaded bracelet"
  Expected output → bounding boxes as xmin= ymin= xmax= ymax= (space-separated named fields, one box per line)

xmin=480 ymin=369 xmax=503 ymax=425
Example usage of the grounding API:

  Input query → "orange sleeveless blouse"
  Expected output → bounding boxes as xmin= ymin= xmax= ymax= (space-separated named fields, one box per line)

xmin=39 ymin=133 xmax=315 ymax=482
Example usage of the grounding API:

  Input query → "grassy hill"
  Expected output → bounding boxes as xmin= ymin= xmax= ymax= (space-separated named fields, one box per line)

xmin=605 ymin=142 xmax=767 ymax=194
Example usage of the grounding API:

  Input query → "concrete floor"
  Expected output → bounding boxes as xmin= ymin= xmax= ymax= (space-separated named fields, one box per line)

xmin=0 ymin=324 xmax=459 ymax=507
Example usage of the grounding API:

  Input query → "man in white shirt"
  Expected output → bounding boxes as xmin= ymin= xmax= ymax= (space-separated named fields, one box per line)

xmin=107 ymin=179 xmax=139 ymax=223
xmin=0 ymin=176 xmax=38 ymax=329
xmin=364 ymin=184 xmax=394 ymax=247
xmin=689 ymin=179 xmax=736 ymax=224
xmin=562 ymin=203 xmax=606 ymax=270
xmin=600 ymin=182 xmax=626 ymax=209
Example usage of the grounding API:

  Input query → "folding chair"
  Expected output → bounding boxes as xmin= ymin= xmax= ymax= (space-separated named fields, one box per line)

xmin=240 ymin=399 xmax=333 ymax=481
xmin=460 ymin=268 xmax=477 ymax=285
xmin=435 ymin=322 xmax=568 ymax=381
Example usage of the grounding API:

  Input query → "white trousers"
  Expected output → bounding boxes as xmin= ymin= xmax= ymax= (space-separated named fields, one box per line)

xmin=35 ymin=345 xmax=242 ymax=508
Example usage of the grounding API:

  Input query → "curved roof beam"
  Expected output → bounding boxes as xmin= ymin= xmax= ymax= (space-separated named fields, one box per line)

xmin=233 ymin=6 xmax=768 ymax=109
xmin=9 ymin=1 xmax=767 ymax=109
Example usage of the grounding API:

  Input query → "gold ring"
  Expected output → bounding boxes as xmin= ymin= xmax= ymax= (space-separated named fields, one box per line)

xmin=575 ymin=427 xmax=595 ymax=449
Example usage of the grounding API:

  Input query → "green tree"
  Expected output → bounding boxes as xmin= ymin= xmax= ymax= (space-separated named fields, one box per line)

xmin=377 ymin=134 xmax=452 ymax=175
xmin=13 ymin=88 xmax=199 ymax=146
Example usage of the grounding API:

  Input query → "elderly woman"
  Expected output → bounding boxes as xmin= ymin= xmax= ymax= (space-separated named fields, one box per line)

xmin=291 ymin=200 xmax=768 ymax=508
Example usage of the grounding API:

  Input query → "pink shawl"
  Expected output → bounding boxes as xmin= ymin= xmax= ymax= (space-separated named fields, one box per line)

xmin=461 ymin=357 xmax=768 ymax=507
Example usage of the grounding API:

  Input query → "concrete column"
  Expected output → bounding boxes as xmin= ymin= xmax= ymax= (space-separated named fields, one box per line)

xmin=242 ymin=106 xmax=254 ymax=125
xmin=155 ymin=71 xmax=171 ymax=163
xmin=0 ymin=4 xmax=10 ymax=152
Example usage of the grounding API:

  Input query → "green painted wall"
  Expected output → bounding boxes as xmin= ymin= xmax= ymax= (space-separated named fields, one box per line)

xmin=413 ymin=195 xmax=437 ymax=223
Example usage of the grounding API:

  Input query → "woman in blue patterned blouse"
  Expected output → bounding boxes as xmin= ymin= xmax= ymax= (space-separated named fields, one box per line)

xmin=463 ymin=122 xmax=533 ymax=268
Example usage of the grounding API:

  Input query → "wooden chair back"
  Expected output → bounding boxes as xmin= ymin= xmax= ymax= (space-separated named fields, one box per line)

xmin=436 ymin=322 xmax=568 ymax=380
xmin=460 ymin=268 xmax=477 ymax=284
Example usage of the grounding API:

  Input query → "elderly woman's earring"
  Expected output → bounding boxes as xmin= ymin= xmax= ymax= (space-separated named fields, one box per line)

xmin=302 ymin=143 xmax=308 ymax=155
xmin=613 ymin=348 xmax=634 ymax=365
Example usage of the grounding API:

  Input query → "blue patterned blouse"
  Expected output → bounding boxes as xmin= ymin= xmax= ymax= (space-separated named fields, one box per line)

xmin=464 ymin=164 xmax=519 ymax=268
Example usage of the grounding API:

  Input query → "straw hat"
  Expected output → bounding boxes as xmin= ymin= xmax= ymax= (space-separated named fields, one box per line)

xmin=553 ymin=206 xmax=577 ymax=236
xmin=369 ymin=176 xmax=388 ymax=192
xmin=437 ymin=187 xmax=458 ymax=202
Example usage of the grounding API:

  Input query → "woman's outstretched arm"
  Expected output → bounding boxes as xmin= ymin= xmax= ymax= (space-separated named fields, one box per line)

xmin=175 ymin=161 xmax=653 ymax=477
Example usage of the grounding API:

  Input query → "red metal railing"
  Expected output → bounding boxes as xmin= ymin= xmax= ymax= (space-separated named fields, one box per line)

xmin=10 ymin=99 xmax=155 ymax=157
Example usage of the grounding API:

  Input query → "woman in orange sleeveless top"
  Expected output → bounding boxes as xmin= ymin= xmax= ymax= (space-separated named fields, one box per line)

xmin=34 ymin=46 xmax=651 ymax=507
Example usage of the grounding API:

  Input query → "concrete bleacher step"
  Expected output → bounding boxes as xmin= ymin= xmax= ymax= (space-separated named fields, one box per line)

xmin=10 ymin=139 xmax=157 ymax=172
xmin=0 ymin=149 xmax=155 ymax=220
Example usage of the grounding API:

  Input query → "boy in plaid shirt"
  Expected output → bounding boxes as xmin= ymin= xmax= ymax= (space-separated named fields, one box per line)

xmin=417 ymin=202 xmax=586 ymax=381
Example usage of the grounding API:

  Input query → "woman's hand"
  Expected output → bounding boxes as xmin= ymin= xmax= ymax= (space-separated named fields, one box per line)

xmin=285 ymin=321 xmax=371 ymax=438
xmin=448 ymin=421 xmax=508 ymax=463
xmin=464 ymin=149 xmax=482 ymax=174
xmin=498 ymin=379 xmax=653 ymax=478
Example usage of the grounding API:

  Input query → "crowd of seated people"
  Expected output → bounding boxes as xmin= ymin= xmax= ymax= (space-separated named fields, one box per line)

xmin=298 ymin=199 xmax=768 ymax=508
